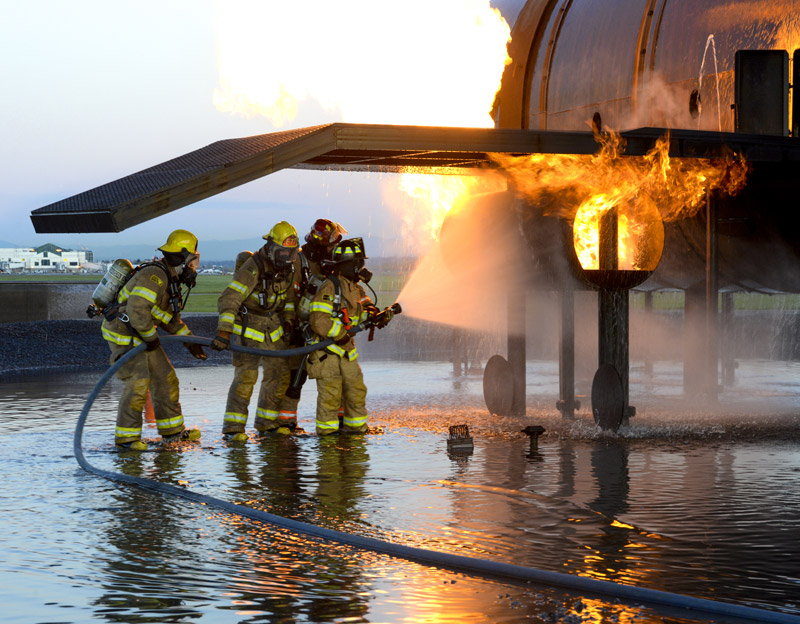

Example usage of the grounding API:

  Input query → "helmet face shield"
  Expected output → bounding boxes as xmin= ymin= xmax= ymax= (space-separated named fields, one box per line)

xmin=269 ymin=243 xmax=298 ymax=269
xmin=179 ymin=252 xmax=200 ymax=287
xmin=186 ymin=253 xmax=200 ymax=271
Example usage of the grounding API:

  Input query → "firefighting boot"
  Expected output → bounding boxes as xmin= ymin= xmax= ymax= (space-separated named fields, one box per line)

xmin=116 ymin=439 xmax=148 ymax=451
xmin=341 ymin=424 xmax=368 ymax=435
xmin=223 ymin=432 xmax=249 ymax=443
xmin=162 ymin=428 xmax=201 ymax=443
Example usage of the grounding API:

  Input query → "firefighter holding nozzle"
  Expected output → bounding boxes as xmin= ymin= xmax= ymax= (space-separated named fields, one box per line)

xmin=306 ymin=237 xmax=399 ymax=435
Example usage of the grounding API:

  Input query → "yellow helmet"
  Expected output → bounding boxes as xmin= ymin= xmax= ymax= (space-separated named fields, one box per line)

xmin=158 ymin=229 xmax=198 ymax=255
xmin=263 ymin=221 xmax=299 ymax=247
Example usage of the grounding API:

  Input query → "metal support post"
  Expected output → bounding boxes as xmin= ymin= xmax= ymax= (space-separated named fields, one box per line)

xmin=721 ymin=292 xmax=737 ymax=385
xmin=644 ymin=291 xmax=654 ymax=375
xmin=597 ymin=206 xmax=634 ymax=424
xmin=507 ymin=289 xmax=527 ymax=417
xmin=705 ymin=191 xmax=720 ymax=401
xmin=557 ymin=289 xmax=578 ymax=418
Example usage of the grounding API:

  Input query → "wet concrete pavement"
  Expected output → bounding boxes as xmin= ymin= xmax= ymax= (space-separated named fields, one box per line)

xmin=1 ymin=359 xmax=799 ymax=623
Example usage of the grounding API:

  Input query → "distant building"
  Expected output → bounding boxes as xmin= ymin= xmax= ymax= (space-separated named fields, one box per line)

xmin=0 ymin=243 xmax=93 ymax=272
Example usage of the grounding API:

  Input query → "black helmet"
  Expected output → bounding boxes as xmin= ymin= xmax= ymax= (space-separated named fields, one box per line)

xmin=326 ymin=238 xmax=367 ymax=265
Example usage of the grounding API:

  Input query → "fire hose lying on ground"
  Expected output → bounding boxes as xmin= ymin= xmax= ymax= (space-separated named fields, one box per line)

xmin=74 ymin=328 xmax=800 ymax=624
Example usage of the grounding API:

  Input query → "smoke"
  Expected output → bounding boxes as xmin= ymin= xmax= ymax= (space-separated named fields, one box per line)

xmin=625 ymin=74 xmax=716 ymax=132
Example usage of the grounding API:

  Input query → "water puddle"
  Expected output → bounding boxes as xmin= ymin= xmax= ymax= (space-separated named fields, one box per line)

xmin=1 ymin=360 xmax=799 ymax=622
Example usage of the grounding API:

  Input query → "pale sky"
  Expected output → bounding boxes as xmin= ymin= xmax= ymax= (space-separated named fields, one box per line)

xmin=0 ymin=0 xmax=521 ymax=256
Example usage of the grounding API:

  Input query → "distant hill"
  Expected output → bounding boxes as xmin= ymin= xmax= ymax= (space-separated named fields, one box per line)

xmin=88 ymin=236 xmax=420 ymax=265
xmin=0 ymin=239 xmax=21 ymax=248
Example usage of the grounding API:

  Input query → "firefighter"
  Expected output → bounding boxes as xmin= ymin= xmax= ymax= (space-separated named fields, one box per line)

xmin=279 ymin=219 xmax=349 ymax=426
xmin=211 ymin=221 xmax=300 ymax=441
xmin=102 ymin=229 xmax=207 ymax=451
xmin=301 ymin=218 xmax=348 ymax=276
xmin=306 ymin=237 xmax=394 ymax=435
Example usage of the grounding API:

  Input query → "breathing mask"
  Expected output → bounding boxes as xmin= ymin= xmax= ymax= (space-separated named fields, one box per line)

xmin=267 ymin=241 xmax=298 ymax=273
xmin=180 ymin=253 xmax=200 ymax=287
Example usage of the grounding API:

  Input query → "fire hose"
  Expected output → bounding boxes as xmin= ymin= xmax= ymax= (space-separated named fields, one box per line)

xmin=74 ymin=333 xmax=800 ymax=624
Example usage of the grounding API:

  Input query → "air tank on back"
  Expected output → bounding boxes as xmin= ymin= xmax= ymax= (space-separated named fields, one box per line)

xmin=491 ymin=0 xmax=800 ymax=294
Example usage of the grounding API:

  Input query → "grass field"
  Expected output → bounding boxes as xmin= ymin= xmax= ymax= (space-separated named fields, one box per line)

xmin=2 ymin=272 xmax=798 ymax=313
xmin=0 ymin=273 xmax=402 ymax=314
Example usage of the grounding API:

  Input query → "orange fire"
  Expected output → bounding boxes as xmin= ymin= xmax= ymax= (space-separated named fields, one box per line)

xmin=213 ymin=1 xmax=512 ymax=248
xmin=491 ymin=131 xmax=750 ymax=270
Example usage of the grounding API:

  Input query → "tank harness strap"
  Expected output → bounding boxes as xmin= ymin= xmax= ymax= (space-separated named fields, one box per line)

xmin=118 ymin=261 xmax=176 ymax=342
xmin=238 ymin=305 xmax=249 ymax=341
xmin=251 ymin=251 xmax=271 ymax=309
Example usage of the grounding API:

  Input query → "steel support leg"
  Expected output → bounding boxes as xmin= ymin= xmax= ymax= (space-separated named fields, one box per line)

xmin=557 ymin=289 xmax=578 ymax=419
xmin=508 ymin=290 xmax=526 ymax=417
xmin=644 ymin=291 xmax=654 ymax=376
xmin=598 ymin=288 xmax=634 ymax=425
xmin=705 ymin=191 xmax=720 ymax=400
xmin=721 ymin=292 xmax=737 ymax=386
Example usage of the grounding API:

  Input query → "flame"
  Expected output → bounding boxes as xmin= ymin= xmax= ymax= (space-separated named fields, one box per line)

xmin=213 ymin=0 xmax=510 ymax=129
xmin=491 ymin=131 xmax=750 ymax=270
xmin=213 ymin=1 xmax=511 ymax=248
xmin=395 ymin=173 xmax=507 ymax=243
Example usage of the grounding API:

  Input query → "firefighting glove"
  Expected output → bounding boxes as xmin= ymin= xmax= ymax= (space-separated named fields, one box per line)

xmin=211 ymin=331 xmax=231 ymax=351
xmin=283 ymin=319 xmax=295 ymax=339
xmin=184 ymin=342 xmax=207 ymax=360
xmin=364 ymin=303 xmax=380 ymax=321
xmin=376 ymin=307 xmax=394 ymax=329
xmin=335 ymin=332 xmax=351 ymax=346
xmin=144 ymin=336 xmax=161 ymax=352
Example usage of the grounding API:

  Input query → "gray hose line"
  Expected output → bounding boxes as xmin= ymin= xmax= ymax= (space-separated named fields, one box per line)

xmin=74 ymin=335 xmax=800 ymax=624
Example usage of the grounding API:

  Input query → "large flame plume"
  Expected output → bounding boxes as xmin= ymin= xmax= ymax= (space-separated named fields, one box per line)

xmin=213 ymin=0 xmax=510 ymax=129
xmin=491 ymin=132 xmax=750 ymax=270
xmin=213 ymin=0 xmax=511 ymax=250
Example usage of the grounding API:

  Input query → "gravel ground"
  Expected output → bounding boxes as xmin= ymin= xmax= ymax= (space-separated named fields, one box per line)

xmin=0 ymin=315 xmax=224 ymax=379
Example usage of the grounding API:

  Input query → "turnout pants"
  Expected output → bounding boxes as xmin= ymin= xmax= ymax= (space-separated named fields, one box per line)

xmin=109 ymin=343 xmax=185 ymax=445
xmin=223 ymin=335 xmax=293 ymax=433
xmin=307 ymin=351 xmax=368 ymax=435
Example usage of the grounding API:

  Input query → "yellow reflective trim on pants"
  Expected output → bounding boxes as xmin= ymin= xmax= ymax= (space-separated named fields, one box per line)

xmin=130 ymin=286 xmax=158 ymax=303
xmin=343 ymin=414 xmax=367 ymax=427
xmin=116 ymin=425 xmax=143 ymax=436
xmin=101 ymin=326 xmax=142 ymax=346
xmin=224 ymin=412 xmax=248 ymax=424
xmin=256 ymin=407 xmax=279 ymax=421
xmin=316 ymin=418 xmax=340 ymax=431
xmin=156 ymin=415 xmax=184 ymax=429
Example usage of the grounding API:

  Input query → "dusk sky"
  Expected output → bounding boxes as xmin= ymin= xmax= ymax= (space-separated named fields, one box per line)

xmin=1 ymin=1 xmax=520 ymax=258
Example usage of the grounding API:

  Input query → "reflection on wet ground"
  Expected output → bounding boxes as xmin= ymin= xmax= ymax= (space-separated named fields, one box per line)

xmin=1 ymin=359 xmax=799 ymax=623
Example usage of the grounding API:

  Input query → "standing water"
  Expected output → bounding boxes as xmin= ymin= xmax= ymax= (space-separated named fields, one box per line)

xmin=1 ymin=357 xmax=799 ymax=623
